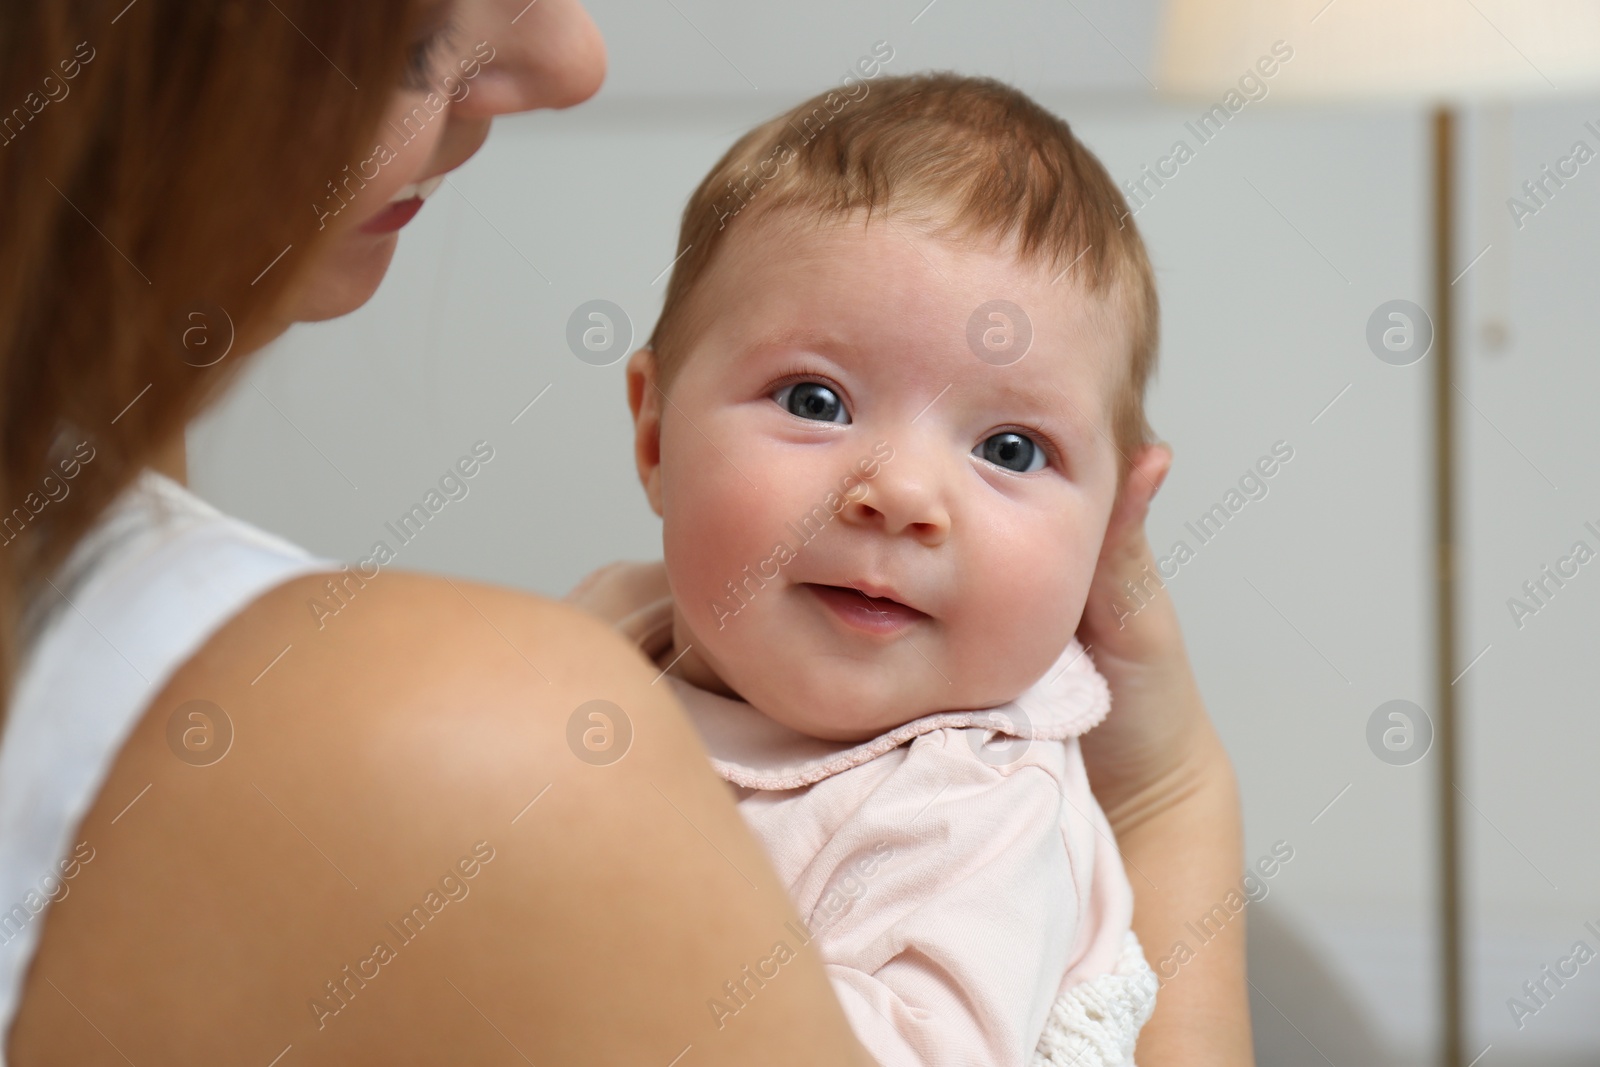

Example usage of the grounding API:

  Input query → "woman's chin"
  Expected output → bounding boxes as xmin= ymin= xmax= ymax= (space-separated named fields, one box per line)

xmin=290 ymin=232 xmax=400 ymax=322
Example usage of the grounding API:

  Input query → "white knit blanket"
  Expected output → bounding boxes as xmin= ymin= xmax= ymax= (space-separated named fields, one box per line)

xmin=1031 ymin=931 xmax=1159 ymax=1067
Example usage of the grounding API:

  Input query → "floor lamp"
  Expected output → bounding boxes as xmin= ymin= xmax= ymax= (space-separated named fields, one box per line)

xmin=1154 ymin=2 xmax=1600 ymax=1064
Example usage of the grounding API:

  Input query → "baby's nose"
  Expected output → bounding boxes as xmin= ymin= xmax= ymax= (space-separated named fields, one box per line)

xmin=839 ymin=450 xmax=950 ymax=545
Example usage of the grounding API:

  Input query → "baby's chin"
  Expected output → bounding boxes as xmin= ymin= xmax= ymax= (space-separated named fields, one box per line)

xmin=727 ymin=667 xmax=1025 ymax=744
xmin=762 ymin=702 xmax=908 ymax=744
xmin=692 ymin=601 xmax=1087 ymax=742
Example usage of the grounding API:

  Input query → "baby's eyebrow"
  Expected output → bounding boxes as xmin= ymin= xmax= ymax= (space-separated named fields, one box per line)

xmin=982 ymin=374 xmax=1105 ymax=446
xmin=740 ymin=329 xmax=855 ymax=361
xmin=984 ymin=373 xmax=1080 ymax=416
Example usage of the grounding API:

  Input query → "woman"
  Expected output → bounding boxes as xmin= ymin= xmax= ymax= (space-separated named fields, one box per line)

xmin=0 ymin=1 xmax=1251 ymax=1062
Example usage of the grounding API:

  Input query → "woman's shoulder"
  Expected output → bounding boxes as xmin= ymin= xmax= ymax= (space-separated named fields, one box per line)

xmin=4 ymin=567 xmax=734 ymax=1063
xmin=241 ymin=565 xmax=642 ymax=676
xmin=184 ymin=565 xmax=676 ymax=759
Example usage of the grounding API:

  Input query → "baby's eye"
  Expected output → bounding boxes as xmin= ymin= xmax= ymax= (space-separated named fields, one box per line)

xmin=775 ymin=381 xmax=849 ymax=424
xmin=975 ymin=432 xmax=1047 ymax=473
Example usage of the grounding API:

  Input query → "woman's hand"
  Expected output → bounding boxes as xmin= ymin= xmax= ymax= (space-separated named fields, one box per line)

xmin=1076 ymin=443 xmax=1212 ymax=822
xmin=1077 ymin=442 xmax=1254 ymax=1066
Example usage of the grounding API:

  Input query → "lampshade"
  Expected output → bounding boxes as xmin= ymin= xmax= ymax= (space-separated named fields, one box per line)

xmin=1157 ymin=0 xmax=1600 ymax=101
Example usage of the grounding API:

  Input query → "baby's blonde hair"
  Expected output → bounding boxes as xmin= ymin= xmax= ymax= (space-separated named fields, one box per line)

xmin=648 ymin=71 xmax=1160 ymax=492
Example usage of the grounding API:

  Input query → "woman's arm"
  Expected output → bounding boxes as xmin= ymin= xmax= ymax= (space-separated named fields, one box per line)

xmin=8 ymin=572 xmax=875 ymax=1066
xmin=1076 ymin=444 xmax=1254 ymax=1066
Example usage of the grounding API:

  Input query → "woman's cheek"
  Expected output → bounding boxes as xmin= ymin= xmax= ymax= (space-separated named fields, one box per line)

xmin=342 ymin=95 xmax=449 ymax=218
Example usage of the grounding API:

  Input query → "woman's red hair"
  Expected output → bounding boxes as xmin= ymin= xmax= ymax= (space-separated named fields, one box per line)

xmin=0 ymin=0 xmax=431 ymax=730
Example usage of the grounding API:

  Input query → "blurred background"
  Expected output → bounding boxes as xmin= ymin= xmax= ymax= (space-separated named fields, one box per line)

xmin=185 ymin=1 xmax=1600 ymax=1063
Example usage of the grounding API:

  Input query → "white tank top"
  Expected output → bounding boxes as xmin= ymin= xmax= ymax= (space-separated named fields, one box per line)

xmin=0 ymin=469 xmax=336 ymax=1057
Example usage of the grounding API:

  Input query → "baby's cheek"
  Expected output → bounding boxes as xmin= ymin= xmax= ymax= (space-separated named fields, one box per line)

xmin=961 ymin=542 xmax=1091 ymax=694
xmin=658 ymin=423 xmax=785 ymax=637
xmin=662 ymin=491 xmax=744 ymax=633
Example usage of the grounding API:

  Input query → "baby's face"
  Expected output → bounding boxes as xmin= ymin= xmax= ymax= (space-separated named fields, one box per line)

xmin=632 ymin=209 xmax=1126 ymax=742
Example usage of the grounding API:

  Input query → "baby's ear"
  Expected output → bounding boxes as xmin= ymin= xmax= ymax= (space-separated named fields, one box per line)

xmin=625 ymin=346 xmax=665 ymax=516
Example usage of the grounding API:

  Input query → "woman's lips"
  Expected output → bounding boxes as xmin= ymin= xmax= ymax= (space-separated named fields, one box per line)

xmin=358 ymin=174 xmax=447 ymax=235
xmin=804 ymin=583 xmax=928 ymax=636
xmin=359 ymin=196 xmax=426 ymax=235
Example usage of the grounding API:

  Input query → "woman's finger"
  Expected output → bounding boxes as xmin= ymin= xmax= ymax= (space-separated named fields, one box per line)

xmin=1079 ymin=442 xmax=1173 ymax=662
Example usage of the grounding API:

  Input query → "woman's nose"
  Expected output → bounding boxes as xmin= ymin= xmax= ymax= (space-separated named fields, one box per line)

xmin=459 ymin=0 xmax=607 ymax=118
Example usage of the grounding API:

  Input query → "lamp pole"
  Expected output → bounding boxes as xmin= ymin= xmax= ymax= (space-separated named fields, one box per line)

xmin=1430 ymin=103 xmax=1464 ymax=1067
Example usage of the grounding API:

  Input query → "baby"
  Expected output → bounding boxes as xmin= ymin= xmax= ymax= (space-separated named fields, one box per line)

xmin=567 ymin=71 xmax=1162 ymax=1066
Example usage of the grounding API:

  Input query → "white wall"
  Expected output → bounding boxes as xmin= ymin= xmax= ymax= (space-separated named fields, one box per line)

xmin=187 ymin=2 xmax=1600 ymax=1062
xmin=1458 ymin=99 xmax=1600 ymax=1062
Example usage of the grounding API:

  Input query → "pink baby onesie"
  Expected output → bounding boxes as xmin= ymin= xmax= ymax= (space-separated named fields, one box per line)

xmin=565 ymin=561 xmax=1159 ymax=1066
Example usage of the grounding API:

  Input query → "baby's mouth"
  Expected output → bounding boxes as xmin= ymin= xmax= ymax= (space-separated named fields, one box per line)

xmin=801 ymin=583 xmax=929 ymax=635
